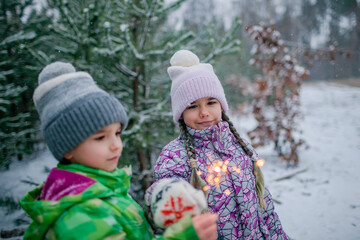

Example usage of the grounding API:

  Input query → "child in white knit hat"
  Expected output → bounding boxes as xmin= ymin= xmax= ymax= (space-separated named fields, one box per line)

xmin=146 ymin=50 xmax=289 ymax=239
xmin=20 ymin=61 xmax=218 ymax=240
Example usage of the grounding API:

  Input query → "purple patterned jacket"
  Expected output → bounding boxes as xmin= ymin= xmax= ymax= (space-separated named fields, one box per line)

xmin=146 ymin=121 xmax=289 ymax=240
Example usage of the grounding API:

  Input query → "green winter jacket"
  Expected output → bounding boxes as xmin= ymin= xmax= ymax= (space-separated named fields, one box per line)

xmin=20 ymin=163 xmax=199 ymax=240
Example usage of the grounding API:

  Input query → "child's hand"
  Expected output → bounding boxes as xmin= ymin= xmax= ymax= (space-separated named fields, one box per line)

xmin=193 ymin=213 xmax=218 ymax=240
xmin=150 ymin=178 xmax=207 ymax=228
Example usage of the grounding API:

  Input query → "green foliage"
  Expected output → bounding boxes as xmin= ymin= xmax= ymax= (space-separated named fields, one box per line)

xmin=34 ymin=0 xmax=241 ymax=203
xmin=0 ymin=0 xmax=51 ymax=168
xmin=1 ymin=0 xmax=241 ymax=203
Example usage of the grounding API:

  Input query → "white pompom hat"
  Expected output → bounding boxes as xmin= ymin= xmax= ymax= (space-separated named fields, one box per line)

xmin=168 ymin=50 xmax=228 ymax=122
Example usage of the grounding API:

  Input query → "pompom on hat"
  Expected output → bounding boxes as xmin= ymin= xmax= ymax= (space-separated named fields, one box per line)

xmin=168 ymin=50 xmax=228 ymax=122
xmin=34 ymin=61 xmax=128 ymax=161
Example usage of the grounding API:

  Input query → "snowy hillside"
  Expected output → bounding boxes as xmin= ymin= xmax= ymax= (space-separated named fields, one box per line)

xmin=270 ymin=82 xmax=360 ymax=240
xmin=234 ymin=81 xmax=360 ymax=240
xmin=1 ymin=81 xmax=360 ymax=240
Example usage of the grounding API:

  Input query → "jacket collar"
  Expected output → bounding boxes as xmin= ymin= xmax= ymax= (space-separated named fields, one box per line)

xmin=57 ymin=163 xmax=132 ymax=195
xmin=186 ymin=121 xmax=234 ymax=154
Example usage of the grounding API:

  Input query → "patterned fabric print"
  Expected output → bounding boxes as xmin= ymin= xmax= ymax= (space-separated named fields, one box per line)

xmin=40 ymin=168 xmax=96 ymax=201
xmin=151 ymin=121 xmax=289 ymax=240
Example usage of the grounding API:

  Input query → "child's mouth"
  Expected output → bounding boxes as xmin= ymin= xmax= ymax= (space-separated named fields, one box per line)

xmin=199 ymin=121 xmax=213 ymax=126
xmin=109 ymin=155 xmax=119 ymax=161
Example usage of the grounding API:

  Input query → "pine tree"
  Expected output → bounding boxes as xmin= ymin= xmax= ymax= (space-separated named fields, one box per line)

xmin=28 ymin=0 xmax=241 ymax=203
xmin=0 ymin=0 xmax=50 ymax=168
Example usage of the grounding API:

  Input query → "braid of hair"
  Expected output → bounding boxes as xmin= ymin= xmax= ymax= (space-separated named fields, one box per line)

xmin=179 ymin=119 xmax=208 ymax=195
xmin=179 ymin=119 xmax=196 ymax=163
xmin=222 ymin=113 xmax=253 ymax=157
xmin=222 ymin=112 xmax=266 ymax=209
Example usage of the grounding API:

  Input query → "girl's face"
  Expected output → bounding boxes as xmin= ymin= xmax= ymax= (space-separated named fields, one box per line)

xmin=64 ymin=122 xmax=123 ymax=172
xmin=182 ymin=97 xmax=222 ymax=130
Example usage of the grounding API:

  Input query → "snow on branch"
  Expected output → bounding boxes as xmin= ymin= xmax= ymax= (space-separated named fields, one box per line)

xmin=0 ymin=31 xmax=36 ymax=46
xmin=125 ymin=27 xmax=145 ymax=60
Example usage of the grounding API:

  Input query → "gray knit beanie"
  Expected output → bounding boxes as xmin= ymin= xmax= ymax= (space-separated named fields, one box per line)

xmin=33 ymin=61 xmax=128 ymax=161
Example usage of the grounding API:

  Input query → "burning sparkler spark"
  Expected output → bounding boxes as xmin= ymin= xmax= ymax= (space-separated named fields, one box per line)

xmin=205 ymin=154 xmax=230 ymax=187
xmin=256 ymin=158 xmax=265 ymax=167
xmin=232 ymin=166 xmax=241 ymax=173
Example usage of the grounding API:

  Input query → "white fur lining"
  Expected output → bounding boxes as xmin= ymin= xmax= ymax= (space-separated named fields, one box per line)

xmin=33 ymin=72 xmax=92 ymax=105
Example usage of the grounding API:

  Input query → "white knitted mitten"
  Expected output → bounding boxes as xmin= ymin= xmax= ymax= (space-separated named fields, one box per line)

xmin=150 ymin=178 xmax=207 ymax=228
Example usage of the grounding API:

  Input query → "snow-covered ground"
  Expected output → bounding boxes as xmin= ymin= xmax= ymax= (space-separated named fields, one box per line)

xmin=273 ymin=82 xmax=360 ymax=240
xmin=1 ymin=82 xmax=360 ymax=239
xmin=234 ymin=81 xmax=360 ymax=240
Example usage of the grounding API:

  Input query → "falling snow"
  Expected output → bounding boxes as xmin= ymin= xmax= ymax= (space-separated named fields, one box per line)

xmin=0 ymin=82 xmax=360 ymax=240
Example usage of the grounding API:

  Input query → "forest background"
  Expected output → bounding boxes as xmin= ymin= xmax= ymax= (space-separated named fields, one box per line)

xmin=1 ymin=0 xmax=359 ymax=234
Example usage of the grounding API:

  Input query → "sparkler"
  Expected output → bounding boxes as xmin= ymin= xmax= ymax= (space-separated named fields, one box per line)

xmin=205 ymin=154 xmax=230 ymax=188
xmin=256 ymin=158 xmax=265 ymax=167
xmin=202 ymin=155 xmax=266 ymax=195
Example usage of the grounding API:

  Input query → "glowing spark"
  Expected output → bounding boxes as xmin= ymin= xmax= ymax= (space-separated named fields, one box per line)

xmin=224 ymin=189 xmax=231 ymax=195
xmin=197 ymin=170 xmax=202 ymax=175
xmin=203 ymin=185 xmax=210 ymax=192
xmin=205 ymin=156 xmax=230 ymax=189
xmin=232 ymin=166 xmax=241 ymax=173
xmin=207 ymin=175 xmax=214 ymax=185
xmin=256 ymin=158 xmax=265 ymax=167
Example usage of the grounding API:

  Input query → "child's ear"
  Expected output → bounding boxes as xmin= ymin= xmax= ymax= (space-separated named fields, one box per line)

xmin=64 ymin=152 xmax=73 ymax=160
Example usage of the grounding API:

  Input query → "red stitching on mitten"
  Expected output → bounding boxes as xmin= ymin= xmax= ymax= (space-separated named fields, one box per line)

xmin=160 ymin=195 xmax=195 ymax=226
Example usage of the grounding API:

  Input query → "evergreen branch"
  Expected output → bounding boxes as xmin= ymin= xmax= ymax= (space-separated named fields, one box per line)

xmin=156 ymin=0 xmax=186 ymax=15
xmin=115 ymin=63 xmax=138 ymax=78
xmin=0 ymin=31 xmax=36 ymax=46
xmin=139 ymin=0 xmax=159 ymax=50
xmin=125 ymin=0 xmax=146 ymax=15
xmin=50 ymin=25 xmax=78 ymax=43
xmin=25 ymin=47 xmax=49 ymax=66
xmin=57 ymin=0 xmax=81 ymax=40
xmin=162 ymin=31 xmax=195 ymax=51
xmin=125 ymin=27 xmax=145 ymax=60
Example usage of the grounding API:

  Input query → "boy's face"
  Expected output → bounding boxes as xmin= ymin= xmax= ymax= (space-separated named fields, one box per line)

xmin=64 ymin=122 xmax=123 ymax=172
xmin=182 ymin=97 xmax=222 ymax=130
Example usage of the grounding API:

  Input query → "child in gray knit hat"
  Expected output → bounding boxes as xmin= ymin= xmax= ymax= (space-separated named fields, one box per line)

xmin=20 ymin=61 xmax=218 ymax=240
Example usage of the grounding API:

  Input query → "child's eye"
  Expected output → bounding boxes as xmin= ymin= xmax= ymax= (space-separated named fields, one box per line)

xmin=94 ymin=136 xmax=105 ymax=141
xmin=116 ymin=131 xmax=121 ymax=136
xmin=187 ymin=105 xmax=197 ymax=110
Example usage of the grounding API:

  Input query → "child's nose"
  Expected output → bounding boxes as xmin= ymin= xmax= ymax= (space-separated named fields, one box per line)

xmin=110 ymin=137 xmax=122 ymax=151
xmin=199 ymin=107 xmax=209 ymax=117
